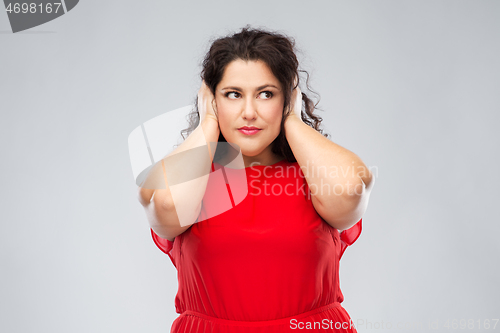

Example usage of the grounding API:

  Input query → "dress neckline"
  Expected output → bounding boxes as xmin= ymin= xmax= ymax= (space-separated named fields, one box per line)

xmin=245 ymin=158 xmax=287 ymax=169
xmin=213 ymin=158 xmax=289 ymax=169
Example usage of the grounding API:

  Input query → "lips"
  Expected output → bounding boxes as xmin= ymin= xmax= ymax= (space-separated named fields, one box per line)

xmin=238 ymin=127 xmax=261 ymax=135
xmin=238 ymin=126 xmax=261 ymax=130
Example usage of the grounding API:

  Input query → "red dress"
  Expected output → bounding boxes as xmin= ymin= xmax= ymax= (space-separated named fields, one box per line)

xmin=151 ymin=159 xmax=362 ymax=332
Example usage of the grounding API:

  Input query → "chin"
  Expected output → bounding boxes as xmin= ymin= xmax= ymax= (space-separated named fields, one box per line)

xmin=240 ymin=150 xmax=261 ymax=157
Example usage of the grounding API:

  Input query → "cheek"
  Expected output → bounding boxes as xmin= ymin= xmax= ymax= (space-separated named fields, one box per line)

xmin=215 ymin=108 xmax=234 ymax=136
xmin=271 ymin=99 xmax=284 ymax=117
xmin=270 ymin=107 xmax=284 ymax=131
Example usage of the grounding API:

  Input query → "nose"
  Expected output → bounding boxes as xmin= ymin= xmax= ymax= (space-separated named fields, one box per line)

xmin=242 ymin=98 xmax=257 ymax=120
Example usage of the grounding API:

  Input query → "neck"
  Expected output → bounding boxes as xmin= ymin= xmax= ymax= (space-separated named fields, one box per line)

xmin=242 ymin=154 xmax=284 ymax=168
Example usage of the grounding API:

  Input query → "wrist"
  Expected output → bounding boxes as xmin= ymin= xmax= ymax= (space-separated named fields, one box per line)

xmin=199 ymin=116 xmax=220 ymax=130
xmin=197 ymin=117 xmax=220 ymax=164
xmin=285 ymin=113 xmax=304 ymax=125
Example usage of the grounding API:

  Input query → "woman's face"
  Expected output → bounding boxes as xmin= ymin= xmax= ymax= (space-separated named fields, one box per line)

xmin=214 ymin=59 xmax=285 ymax=165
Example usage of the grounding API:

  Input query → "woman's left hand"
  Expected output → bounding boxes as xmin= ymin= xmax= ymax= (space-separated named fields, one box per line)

xmin=286 ymin=77 xmax=304 ymax=124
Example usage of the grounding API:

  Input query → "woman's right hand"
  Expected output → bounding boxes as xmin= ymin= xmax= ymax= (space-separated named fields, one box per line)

xmin=198 ymin=80 xmax=219 ymax=125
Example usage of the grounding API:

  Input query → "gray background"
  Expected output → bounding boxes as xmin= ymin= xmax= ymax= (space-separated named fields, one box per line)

xmin=1 ymin=0 xmax=499 ymax=332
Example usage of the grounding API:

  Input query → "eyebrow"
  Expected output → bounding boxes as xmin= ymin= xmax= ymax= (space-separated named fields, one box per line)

xmin=221 ymin=84 xmax=280 ymax=92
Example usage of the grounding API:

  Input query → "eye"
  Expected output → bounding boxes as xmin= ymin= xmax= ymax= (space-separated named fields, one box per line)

xmin=225 ymin=91 xmax=240 ymax=99
xmin=259 ymin=91 xmax=273 ymax=99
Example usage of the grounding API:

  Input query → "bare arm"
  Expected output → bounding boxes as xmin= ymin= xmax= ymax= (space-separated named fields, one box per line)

xmin=137 ymin=81 xmax=221 ymax=241
xmin=137 ymin=117 xmax=220 ymax=241
xmin=284 ymin=85 xmax=374 ymax=231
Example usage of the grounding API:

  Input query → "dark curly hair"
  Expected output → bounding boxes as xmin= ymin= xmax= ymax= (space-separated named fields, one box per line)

xmin=180 ymin=25 xmax=329 ymax=163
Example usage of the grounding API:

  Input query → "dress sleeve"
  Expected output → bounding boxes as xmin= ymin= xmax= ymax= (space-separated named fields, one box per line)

xmin=339 ymin=218 xmax=362 ymax=260
xmin=150 ymin=228 xmax=177 ymax=268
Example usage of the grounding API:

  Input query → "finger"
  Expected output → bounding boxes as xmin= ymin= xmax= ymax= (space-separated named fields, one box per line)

xmin=211 ymin=99 xmax=219 ymax=118
xmin=288 ymin=90 xmax=296 ymax=114
xmin=291 ymin=85 xmax=298 ymax=103
xmin=293 ymin=88 xmax=302 ymax=113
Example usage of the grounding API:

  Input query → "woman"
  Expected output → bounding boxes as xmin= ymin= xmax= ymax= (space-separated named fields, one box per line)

xmin=138 ymin=26 xmax=374 ymax=333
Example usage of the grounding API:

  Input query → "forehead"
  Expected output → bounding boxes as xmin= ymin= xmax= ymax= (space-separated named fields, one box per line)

xmin=219 ymin=59 xmax=280 ymax=88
